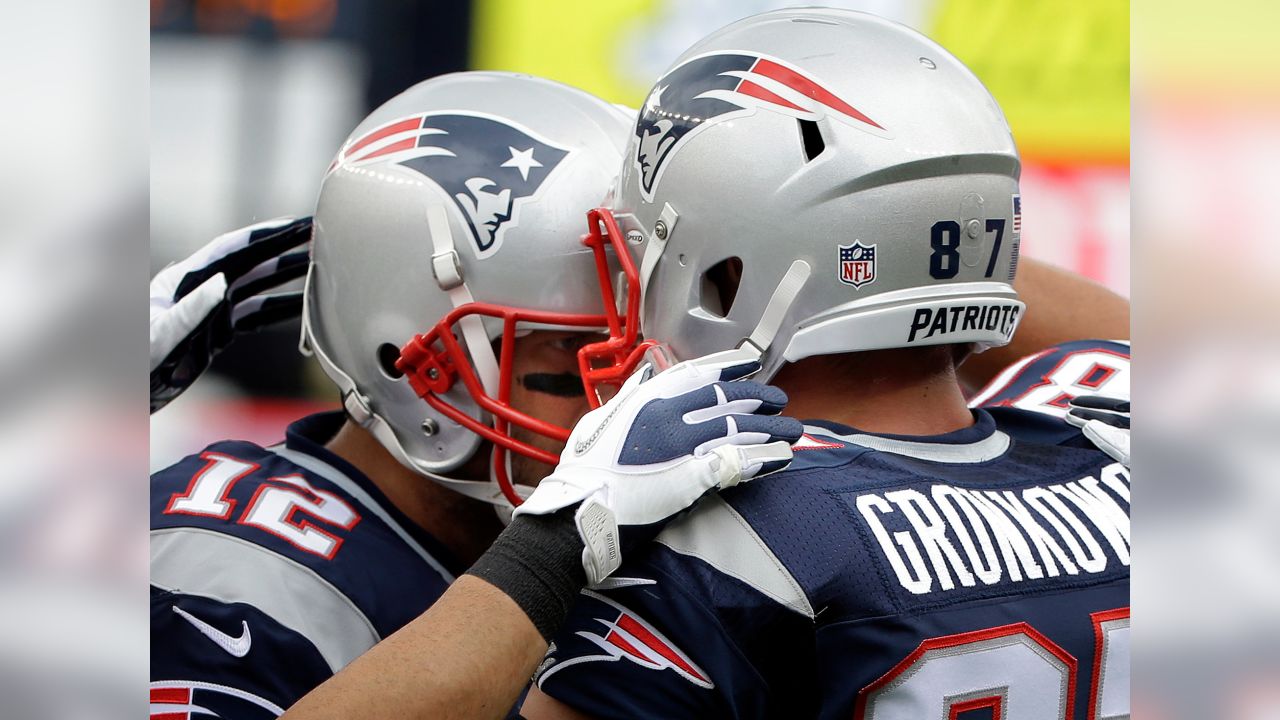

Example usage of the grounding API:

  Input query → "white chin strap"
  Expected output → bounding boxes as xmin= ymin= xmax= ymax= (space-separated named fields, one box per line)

xmin=426 ymin=204 xmax=500 ymax=395
xmin=740 ymin=260 xmax=812 ymax=361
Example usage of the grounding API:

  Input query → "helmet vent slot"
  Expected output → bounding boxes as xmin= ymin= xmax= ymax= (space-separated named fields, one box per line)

xmin=377 ymin=343 xmax=405 ymax=380
xmin=700 ymin=256 xmax=743 ymax=319
xmin=798 ymin=119 xmax=825 ymax=162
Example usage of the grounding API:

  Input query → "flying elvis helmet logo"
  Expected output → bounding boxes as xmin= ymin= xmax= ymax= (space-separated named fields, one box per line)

xmin=332 ymin=112 xmax=570 ymax=258
xmin=634 ymin=51 xmax=887 ymax=201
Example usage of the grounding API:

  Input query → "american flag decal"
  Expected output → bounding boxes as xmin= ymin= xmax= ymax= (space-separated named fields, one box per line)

xmin=1009 ymin=194 xmax=1022 ymax=281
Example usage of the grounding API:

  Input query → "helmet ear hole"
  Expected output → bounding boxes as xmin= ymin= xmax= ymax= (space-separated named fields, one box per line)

xmin=377 ymin=343 xmax=405 ymax=380
xmin=699 ymin=256 xmax=743 ymax=319
xmin=798 ymin=119 xmax=825 ymax=162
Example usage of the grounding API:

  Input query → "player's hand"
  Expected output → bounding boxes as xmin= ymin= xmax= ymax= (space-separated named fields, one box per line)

xmin=150 ymin=217 xmax=312 ymax=413
xmin=1066 ymin=393 xmax=1130 ymax=468
xmin=515 ymin=346 xmax=803 ymax=585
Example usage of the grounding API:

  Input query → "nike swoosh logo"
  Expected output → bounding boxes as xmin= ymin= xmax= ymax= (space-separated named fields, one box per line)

xmin=574 ymin=400 xmax=624 ymax=455
xmin=173 ymin=606 xmax=252 ymax=657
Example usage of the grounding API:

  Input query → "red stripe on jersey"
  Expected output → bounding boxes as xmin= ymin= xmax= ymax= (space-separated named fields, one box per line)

xmin=949 ymin=695 xmax=1003 ymax=720
xmin=150 ymin=687 xmax=190 ymax=704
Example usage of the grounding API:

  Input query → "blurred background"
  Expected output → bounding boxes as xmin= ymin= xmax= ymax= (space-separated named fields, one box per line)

xmin=148 ymin=0 xmax=1131 ymax=470
xmin=1133 ymin=0 xmax=1280 ymax=717
xmin=0 ymin=0 xmax=1271 ymax=718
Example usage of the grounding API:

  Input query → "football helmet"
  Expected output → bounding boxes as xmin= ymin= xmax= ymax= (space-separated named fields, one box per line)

xmin=581 ymin=8 xmax=1025 ymax=388
xmin=302 ymin=72 xmax=636 ymax=507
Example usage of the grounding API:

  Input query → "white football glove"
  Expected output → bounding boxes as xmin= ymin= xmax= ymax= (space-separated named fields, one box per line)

xmin=150 ymin=217 xmax=311 ymax=413
xmin=514 ymin=347 xmax=803 ymax=585
xmin=1066 ymin=393 xmax=1130 ymax=468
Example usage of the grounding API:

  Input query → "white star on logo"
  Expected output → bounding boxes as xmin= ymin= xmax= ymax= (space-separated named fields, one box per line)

xmin=501 ymin=146 xmax=542 ymax=181
xmin=645 ymin=84 xmax=667 ymax=115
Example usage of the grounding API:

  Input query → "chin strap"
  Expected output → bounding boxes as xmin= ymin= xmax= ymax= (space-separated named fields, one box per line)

xmin=428 ymin=202 xmax=549 ymax=514
xmin=427 ymin=204 xmax=501 ymax=395
xmin=740 ymin=259 xmax=811 ymax=360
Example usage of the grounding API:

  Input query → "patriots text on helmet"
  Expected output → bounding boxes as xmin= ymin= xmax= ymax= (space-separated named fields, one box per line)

xmin=907 ymin=303 xmax=1020 ymax=343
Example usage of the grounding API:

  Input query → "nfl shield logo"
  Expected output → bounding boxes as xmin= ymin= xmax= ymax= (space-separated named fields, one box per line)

xmin=839 ymin=242 xmax=877 ymax=288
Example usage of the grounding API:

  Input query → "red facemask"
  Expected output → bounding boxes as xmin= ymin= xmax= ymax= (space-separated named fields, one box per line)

xmin=394 ymin=208 xmax=649 ymax=506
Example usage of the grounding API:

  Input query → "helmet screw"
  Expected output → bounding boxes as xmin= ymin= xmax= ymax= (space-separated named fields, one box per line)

xmin=966 ymin=219 xmax=982 ymax=238
xmin=421 ymin=419 xmax=439 ymax=436
xmin=654 ymin=221 xmax=668 ymax=241
xmin=427 ymin=367 xmax=440 ymax=380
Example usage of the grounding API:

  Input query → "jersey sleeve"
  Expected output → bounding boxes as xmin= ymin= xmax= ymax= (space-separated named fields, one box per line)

xmin=151 ymin=587 xmax=331 ymax=718
xmin=149 ymin=439 xmax=415 ymax=718
xmin=533 ymin=573 xmax=767 ymax=720
xmin=968 ymin=339 xmax=1130 ymax=416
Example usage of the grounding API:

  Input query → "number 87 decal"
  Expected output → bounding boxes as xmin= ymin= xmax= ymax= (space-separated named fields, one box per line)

xmin=854 ymin=608 xmax=1129 ymax=719
xmin=929 ymin=219 xmax=1006 ymax=280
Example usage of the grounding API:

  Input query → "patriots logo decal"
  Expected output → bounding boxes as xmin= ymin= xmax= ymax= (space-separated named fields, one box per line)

xmin=634 ymin=52 xmax=885 ymax=201
xmin=536 ymin=589 xmax=713 ymax=690
xmin=332 ymin=112 xmax=569 ymax=258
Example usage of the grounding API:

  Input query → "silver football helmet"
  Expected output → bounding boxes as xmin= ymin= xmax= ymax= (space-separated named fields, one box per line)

xmin=581 ymin=8 xmax=1024 ymax=386
xmin=302 ymin=72 xmax=634 ymax=507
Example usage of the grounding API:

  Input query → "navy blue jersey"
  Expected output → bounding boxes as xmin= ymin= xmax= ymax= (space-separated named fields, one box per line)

xmin=537 ymin=342 xmax=1131 ymax=720
xmin=150 ymin=412 xmax=462 ymax=718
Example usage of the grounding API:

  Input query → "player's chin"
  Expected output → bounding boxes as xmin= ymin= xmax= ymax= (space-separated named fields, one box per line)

xmin=509 ymin=437 xmax=568 ymax=490
xmin=510 ymin=454 xmax=555 ymax=490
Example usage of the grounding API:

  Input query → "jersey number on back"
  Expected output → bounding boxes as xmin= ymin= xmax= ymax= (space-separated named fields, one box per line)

xmin=983 ymin=348 xmax=1130 ymax=418
xmin=855 ymin=608 xmax=1129 ymax=719
xmin=165 ymin=452 xmax=361 ymax=560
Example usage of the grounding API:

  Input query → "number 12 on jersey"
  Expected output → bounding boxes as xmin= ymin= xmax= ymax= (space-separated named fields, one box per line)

xmin=165 ymin=452 xmax=361 ymax=560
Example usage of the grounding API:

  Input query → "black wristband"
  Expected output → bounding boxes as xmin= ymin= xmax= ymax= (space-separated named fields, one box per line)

xmin=466 ymin=505 xmax=587 ymax=642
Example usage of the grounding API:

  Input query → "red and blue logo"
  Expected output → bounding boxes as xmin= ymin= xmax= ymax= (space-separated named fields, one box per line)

xmin=536 ymin=588 xmax=713 ymax=690
xmin=839 ymin=241 xmax=877 ymax=289
xmin=330 ymin=112 xmax=569 ymax=258
xmin=634 ymin=51 xmax=885 ymax=200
